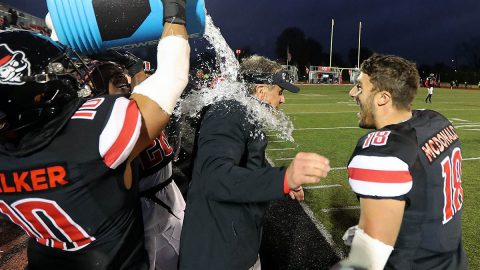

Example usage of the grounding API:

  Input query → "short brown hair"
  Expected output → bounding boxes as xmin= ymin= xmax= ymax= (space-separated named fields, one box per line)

xmin=361 ymin=54 xmax=419 ymax=110
xmin=239 ymin=55 xmax=283 ymax=95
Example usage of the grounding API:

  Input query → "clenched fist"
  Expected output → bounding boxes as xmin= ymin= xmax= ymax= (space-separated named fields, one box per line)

xmin=285 ymin=152 xmax=330 ymax=190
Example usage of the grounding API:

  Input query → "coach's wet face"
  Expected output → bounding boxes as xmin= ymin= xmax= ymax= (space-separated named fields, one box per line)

xmin=255 ymin=84 xmax=285 ymax=109
xmin=349 ymin=72 xmax=376 ymax=129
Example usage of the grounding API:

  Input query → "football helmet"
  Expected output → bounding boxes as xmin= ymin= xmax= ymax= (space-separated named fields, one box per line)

xmin=0 ymin=30 xmax=95 ymax=139
xmin=88 ymin=60 xmax=131 ymax=95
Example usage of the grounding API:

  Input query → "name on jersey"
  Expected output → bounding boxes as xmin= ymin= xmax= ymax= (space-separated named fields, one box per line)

xmin=0 ymin=165 xmax=69 ymax=193
xmin=421 ymin=125 xmax=459 ymax=163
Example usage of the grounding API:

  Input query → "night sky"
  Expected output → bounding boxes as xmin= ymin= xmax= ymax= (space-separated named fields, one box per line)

xmin=2 ymin=0 xmax=480 ymax=66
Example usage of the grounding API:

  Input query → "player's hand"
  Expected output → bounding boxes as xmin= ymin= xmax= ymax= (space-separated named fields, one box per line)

xmin=286 ymin=152 xmax=330 ymax=190
xmin=288 ymin=186 xmax=304 ymax=201
xmin=162 ymin=0 xmax=186 ymax=25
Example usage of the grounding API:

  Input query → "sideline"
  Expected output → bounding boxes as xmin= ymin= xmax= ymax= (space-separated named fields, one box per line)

xmin=299 ymin=202 xmax=346 ymax=258
xmin=268 ymin=158 xmax=345 ymax=259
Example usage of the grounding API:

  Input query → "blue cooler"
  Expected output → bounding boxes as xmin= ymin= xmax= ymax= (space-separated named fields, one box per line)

xmin=47 ymin=0 xmax=205 ymax=54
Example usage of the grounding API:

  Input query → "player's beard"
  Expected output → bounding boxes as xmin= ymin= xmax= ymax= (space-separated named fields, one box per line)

xmin=357 ymin=94 xmax=376 ymax=129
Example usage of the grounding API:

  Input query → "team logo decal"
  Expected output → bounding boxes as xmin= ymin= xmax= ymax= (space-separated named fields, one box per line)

xmin=0 ymin=43 xmax=31 ymax=85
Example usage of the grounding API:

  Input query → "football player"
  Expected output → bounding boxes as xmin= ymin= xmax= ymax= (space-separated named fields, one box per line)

xmin=335 ymin=55 xmax=467 ymax=270
xmin=0 ymin=0 xmax=189 ymax=269
xmin=424 ymin=73 xmax=436 ymax=103
xmin=92 ymin=51 xmax=186 ymax=270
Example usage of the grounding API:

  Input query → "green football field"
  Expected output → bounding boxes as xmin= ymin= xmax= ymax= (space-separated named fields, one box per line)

xmin=267 ymin=85 xmax=480 ymax=268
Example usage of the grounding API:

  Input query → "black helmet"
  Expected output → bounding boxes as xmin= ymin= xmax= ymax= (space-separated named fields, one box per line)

xmin=0 ymin=30 xmax=93 ymax=140
xmin=87 ymin=60 xmax=131 ymax=95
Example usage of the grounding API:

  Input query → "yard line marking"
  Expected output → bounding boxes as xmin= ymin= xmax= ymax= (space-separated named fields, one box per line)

xmin=269 ymin=140 xmax=287 ymax=143
xmin=288 ymin=108 xmax=480 ymax=115
xmin=285 ymin=124 xmax=480 ymax=131
xmin=304 ymin=184 xmax=342 ymax=190
xmin=295 ymin=127 xmax=358 ymax=131
xmin=299 ymin=202 xmax=345 ymax=258
xmin=437 ymin=108 xmax=480 ymax=111
xmin=299 ymin=94 xmax=328 ymax=97
xmin=286 ymin=98 xmax=347 ymax=102
xmin=464 ymin=157 xmax=480 ymax=161
xmin=321 ymin=206 xmax=360 ymax=213
xmin=451 ymin=118 xmax=470 ymax=122
xmin=282 ymin=103 xmax=336 ymax=106
xmin=463 ymin=129 xmax=480 ymax=131
xmin=288 ymin=111 xmax=358 ymax=115
xmin=268 ymin=148 xmax=295 ymax=151
xmin=275 ymin=157 xmax=294 ymax=161
xmin=419 ymin=101 xmax=477 ymax=104
xmin=456 ymin=124 xmax=480 ymax=128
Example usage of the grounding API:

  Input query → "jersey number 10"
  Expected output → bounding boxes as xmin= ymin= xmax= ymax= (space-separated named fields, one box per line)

xmin=0 ymin=198 xmax=95 ymax=250
xmin=441 ymin=147 xmax=464 ymax=224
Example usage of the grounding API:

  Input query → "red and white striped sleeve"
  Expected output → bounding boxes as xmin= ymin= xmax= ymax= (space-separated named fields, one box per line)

xmin=99 ymin=98 xmax=142 ymax=169
xmin=348 ymin=155 xmax=413 ymax=197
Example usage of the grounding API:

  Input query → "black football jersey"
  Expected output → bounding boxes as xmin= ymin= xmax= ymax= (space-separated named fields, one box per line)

xmin=0 ymin=96 xmax=147 ymax=269
xmin=348 ymin=109 xmax=465 ymax=269
xmin=138 ymin=131 xmax=174 ymax=178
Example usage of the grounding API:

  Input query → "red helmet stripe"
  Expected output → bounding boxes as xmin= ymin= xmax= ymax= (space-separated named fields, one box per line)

xmin=0 ymin=55 xmax=12 ymax=66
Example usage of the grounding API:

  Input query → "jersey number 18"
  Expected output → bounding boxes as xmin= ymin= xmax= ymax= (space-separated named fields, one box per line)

xmin=441 ymin=147 xmax=464 ymax=224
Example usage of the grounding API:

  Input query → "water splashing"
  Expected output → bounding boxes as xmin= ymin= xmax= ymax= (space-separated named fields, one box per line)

xmin=202 ymin=15 xmax=239 ymax=82
xmin=174 ymin=14 xmax=295 ymax=142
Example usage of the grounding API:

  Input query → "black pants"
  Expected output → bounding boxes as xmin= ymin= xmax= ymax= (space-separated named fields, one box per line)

xmin=425 ymin=94 xmax=432 ymax=103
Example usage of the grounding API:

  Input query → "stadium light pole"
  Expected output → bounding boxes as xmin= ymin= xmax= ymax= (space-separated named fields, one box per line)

xmin=357 ymin=21 xmax=362 ymax=68
xmin=329 ymin=18 xmax=334 ymax=67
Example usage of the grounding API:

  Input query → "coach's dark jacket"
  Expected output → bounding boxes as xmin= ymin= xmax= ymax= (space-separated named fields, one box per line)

xmin=179 ymin=99 xmax=286 ymax=270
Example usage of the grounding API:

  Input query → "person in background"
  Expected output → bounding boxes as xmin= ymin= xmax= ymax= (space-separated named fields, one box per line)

xmin=424 ymin=73 xmax=436 ymax=103
xmin=180 ymin=55 xmax=331 ymax=270
xmin=335 ymin=54 xmax=466 ymax=270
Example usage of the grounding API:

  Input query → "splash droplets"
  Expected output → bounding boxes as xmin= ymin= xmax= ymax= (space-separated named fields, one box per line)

xmin=174 ymin=15 xmax=294 ymax=142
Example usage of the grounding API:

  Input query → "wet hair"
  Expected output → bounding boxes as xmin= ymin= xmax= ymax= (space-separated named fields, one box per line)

xmin=361 ymin=54 xmax=419 ymax=110
xmin=239 ymin=55 xmax=283 ymax=95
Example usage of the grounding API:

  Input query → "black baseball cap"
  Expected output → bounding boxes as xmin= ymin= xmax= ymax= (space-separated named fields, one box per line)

xmin=240 ymin=71 xmax=300 ymax=93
